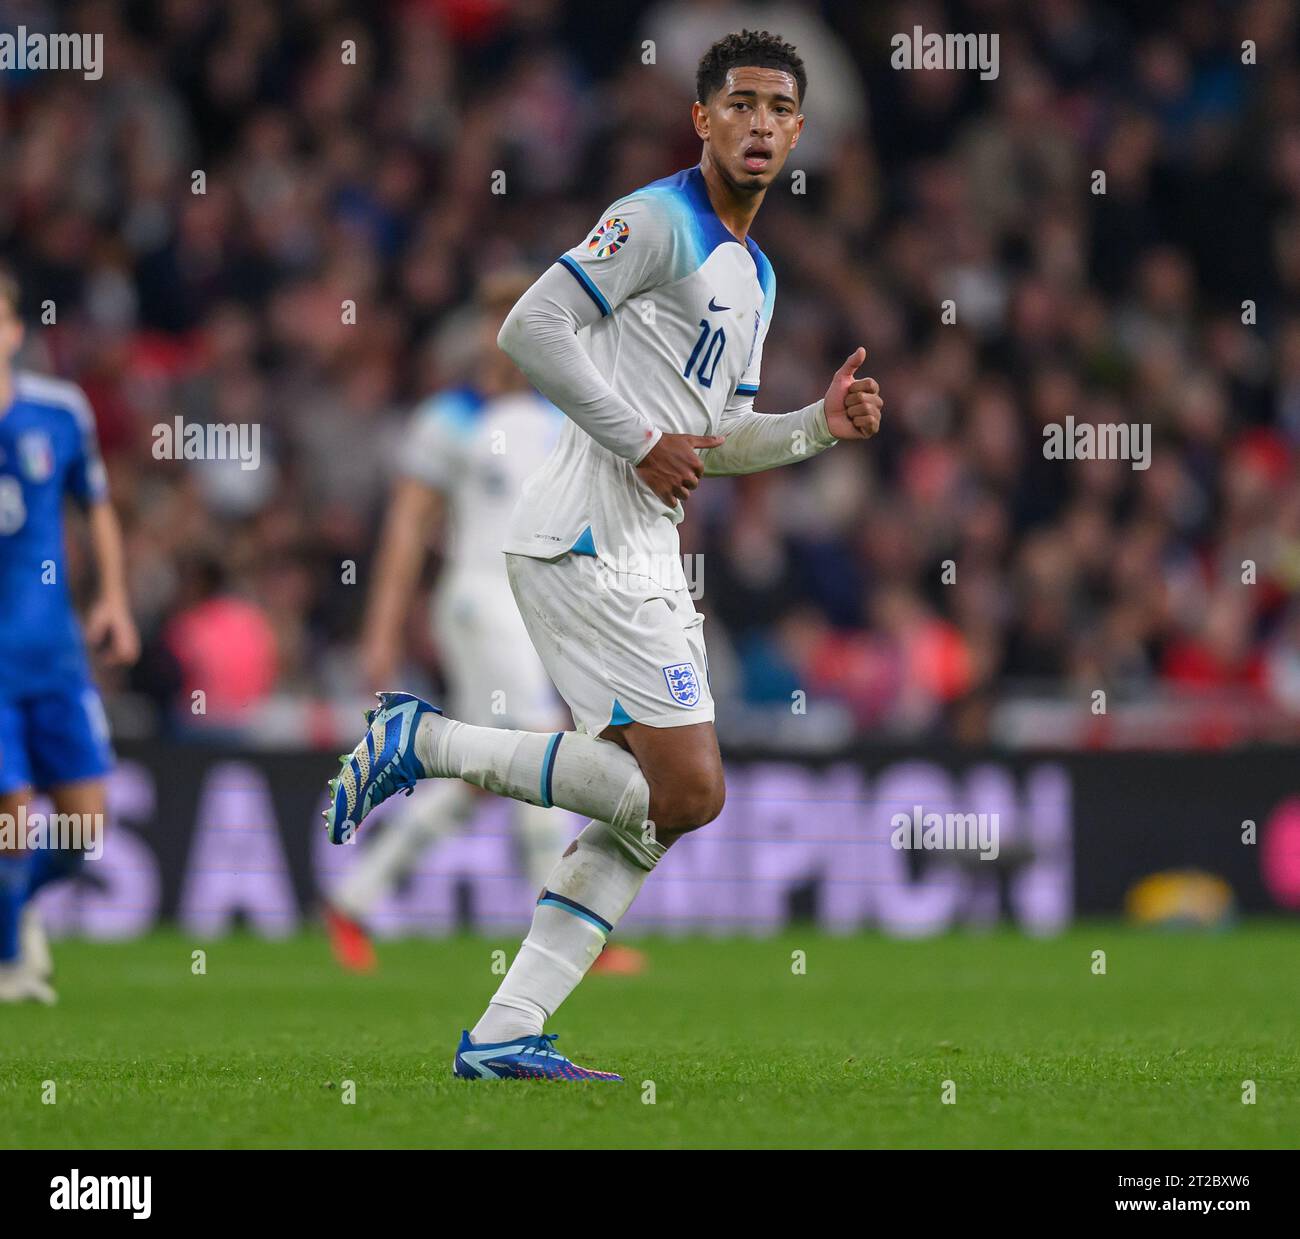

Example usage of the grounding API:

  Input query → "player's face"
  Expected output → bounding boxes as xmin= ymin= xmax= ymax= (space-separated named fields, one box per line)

xmin=0 ymin=299 xmax=23 ymax=365
xmin=694 ymin=66 xmax=803 ymax=194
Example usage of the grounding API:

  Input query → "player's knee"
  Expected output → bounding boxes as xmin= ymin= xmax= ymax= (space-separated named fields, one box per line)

xmin=654 ymin=770 xmax=725 ymax=833
xmin=693 ymin=779 xmax=725 ymax=828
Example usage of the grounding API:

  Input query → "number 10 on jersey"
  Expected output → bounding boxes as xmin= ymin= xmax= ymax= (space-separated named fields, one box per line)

xmin=684 ymin=320 xmax=726 ymax=388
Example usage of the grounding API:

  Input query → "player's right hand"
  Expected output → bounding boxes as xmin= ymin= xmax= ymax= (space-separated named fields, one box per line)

xmin=635 ymin=433 xmax=725 ymax=507
xmin=85 ymin=596 xmax=141 ymax=667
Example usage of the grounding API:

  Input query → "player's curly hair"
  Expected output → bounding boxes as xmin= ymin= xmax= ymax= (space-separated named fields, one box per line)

xmin=696 ymin=29 xmax=807 ymax=107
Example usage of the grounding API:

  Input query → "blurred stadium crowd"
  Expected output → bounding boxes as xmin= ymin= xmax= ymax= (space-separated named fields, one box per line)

xmin=3 ymin=0 xmax=1299 ymax=747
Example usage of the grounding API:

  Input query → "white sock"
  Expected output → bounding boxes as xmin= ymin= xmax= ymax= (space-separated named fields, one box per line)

xmin=513 ymin=800 xmax=570 ymax=893
xmin=333 ymin=779 xmax=477 ymax=919
xmin=415 ymin=718 xmax=657 ymax=866
xmin=470 ymin=817 xmax=663 ymax=1043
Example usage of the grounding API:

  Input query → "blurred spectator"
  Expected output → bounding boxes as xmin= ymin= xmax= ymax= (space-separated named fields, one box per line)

xmin=1 ymin=0 xmax=1296 ymax=747
xmin=164 ymin=556 xmax=278 ymax=730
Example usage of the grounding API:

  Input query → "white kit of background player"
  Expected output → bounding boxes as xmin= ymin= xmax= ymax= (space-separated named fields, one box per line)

xmin=324 ymin=382 xmax=570 ymax=965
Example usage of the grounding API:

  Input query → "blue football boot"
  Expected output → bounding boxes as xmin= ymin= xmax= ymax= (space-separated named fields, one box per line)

xmin=324 ymin=691 xmax=441 ymax=845
xmin=453 ymin=1031 xmax=623 ymax=1082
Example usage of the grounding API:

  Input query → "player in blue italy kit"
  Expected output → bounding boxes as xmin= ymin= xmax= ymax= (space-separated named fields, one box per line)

xmin=0 ymin=269 xmax=139 ymax=1003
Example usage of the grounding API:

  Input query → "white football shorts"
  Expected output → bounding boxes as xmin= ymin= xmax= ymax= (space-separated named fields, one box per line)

xmin=433 ymin=570 xmax=562 ymax=730
xmin=505 ymin=551 xmax=715 ymax=736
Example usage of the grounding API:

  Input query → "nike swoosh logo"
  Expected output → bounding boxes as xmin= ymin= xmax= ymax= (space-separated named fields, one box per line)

xmin=707 ymin=298 xmax=730 ymax=312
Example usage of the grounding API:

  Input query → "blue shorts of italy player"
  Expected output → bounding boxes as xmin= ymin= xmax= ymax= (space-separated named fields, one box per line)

xmin=0 ymin=681 xmax=114 ymax=795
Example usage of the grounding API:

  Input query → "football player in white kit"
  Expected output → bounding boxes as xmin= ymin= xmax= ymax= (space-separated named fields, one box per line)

xmin=324 ymin=31 xmax=883 ymax=1080
xmin=325 ymin=273 xmax=641 ymax=974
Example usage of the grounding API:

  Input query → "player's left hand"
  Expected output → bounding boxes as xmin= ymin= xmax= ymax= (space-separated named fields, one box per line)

xmin=86 ymin=596 xmax=141 ymax=667
xmin=823 ymin=347 xmax=883 ymax=441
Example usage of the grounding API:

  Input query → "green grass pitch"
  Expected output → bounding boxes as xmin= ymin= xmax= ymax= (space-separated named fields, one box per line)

xmin=1 ymin=925 xmax=1296 ymax=1149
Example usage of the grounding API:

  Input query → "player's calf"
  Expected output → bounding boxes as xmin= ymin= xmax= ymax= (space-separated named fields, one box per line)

xmin=0 ymin=790 xmax=32 ymax=968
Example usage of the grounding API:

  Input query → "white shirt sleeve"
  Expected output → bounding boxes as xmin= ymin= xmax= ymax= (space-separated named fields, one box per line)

xmin=701 ymin=396 xmax=837 ymax=477
xmin=497 ymin=195 xmax=675 ymax=464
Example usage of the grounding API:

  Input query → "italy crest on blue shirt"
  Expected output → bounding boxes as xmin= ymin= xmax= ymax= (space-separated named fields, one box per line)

xmin=19 ymin=430 xmax=54 ymax=482
xmin=662 ymin=662 xmax=700 ymax=707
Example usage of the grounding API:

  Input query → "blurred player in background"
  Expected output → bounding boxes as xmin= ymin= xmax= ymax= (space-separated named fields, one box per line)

xmin=325 ymin=30 xmax=882 ymax=1079
xmin=0 ymin=269 xmax=139 ymax=1003
xmin=324 ymin=272 xmax=644 ymax=976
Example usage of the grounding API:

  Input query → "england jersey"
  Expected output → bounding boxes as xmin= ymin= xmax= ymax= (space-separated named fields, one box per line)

xmin=400 ymin=385 xmax=565 ymax=586
xmin=0 ymin=371 xmax=108 ymax=697
xmin=503 ymin=165 xmax=775 ymax=588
